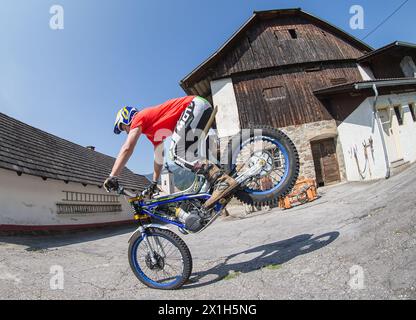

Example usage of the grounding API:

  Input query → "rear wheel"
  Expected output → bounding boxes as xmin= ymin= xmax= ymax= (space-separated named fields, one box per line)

xmin=227 ymin=126 xmax=299 ymax=206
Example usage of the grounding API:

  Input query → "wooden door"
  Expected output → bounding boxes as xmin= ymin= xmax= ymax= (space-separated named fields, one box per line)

xmin=311 ymin=139 xmax=341 ymax=186
xmin=311 ymin=142 xmax=324 ymax=186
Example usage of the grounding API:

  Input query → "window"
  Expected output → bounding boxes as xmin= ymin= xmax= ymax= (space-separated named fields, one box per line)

xmin=400 ymin=56 xmax=416 ymax=78
xmin=410 ymin=104 xmax=416 ymax=122
xmin=330 ymin=78 xmax=348 ymax=85
xmin=263 ymin=86 xmax=287 ymax=101
xmin=288 ymin=29 xmax=298 ymax=39
xmin=305 ymin=66 xmax=322 ymax=73
xmin=394 ymin=106 xmax=404 ymax=126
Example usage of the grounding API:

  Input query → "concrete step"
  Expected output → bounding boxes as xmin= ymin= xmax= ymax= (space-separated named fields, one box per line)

xmin=391 ymin=159 xmax=411 ymax=175
xmin=391 ymin=158 xmax=406 ymax=168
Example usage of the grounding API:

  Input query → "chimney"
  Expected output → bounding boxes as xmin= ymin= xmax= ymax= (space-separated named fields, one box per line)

xmin=86 ymin=146 xmax=95 ymax=151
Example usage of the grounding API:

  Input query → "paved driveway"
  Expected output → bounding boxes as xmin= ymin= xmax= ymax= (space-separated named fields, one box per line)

xmin=1 ymin=164 xmax=415 ymax=299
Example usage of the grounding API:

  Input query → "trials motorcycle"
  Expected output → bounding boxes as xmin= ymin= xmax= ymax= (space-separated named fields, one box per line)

xmin=116 ymin=108 xmax=300 ymax=290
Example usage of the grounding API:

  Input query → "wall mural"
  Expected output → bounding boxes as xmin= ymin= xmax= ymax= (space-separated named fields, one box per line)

xmin=349 ymin=137 xmax=375 ymax=180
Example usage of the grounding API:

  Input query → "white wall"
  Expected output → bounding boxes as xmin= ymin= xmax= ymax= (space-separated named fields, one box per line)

xmin=211 ymin=78 xmax=241 ymax=138
xmin=400 ymin=104 xmax=416 ymax=162
xmin=357 ymin=64 xmax=375 ymax=80
xmin=160 ymin=172 xmax=175 ymax=195
xmin=400 ymin=56 xmax=416 ymax=78
xmin=375 ymin=93 xmax=416 ymax=164
xmin=0 ymin=169 xmax=132 ymax=227
xmin=338 ymin=92 xmax=416 ymax=181
xmin=338 ymin=98 xmax=387 ymax=181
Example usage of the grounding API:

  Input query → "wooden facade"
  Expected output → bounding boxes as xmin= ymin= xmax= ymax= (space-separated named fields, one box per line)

xmin=181 ymin=9 xmax=371 ymax=130
xmin=232 ymin=61 xmax=363 ymax=128
xmin=210 ymin=15 xmax=366 ymax=80
xmin=181 ymin=9 xmax=371 ymax=96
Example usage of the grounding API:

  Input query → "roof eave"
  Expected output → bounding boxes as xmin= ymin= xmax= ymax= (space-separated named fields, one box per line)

xmin=315 ymin=78 xmax=416 ymax=97
xmin=355 ymin=78 xmax=416 ymax=89
xmin=358 ymin=41 xmax=416 ymax=62
xmin=180 ymin=12 xmax=258 ymax=86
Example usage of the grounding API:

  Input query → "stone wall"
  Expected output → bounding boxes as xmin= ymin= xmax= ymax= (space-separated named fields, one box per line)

xmin=216 ymin=119 xmax=346 ymax=184
xmin=281 ymin=120 xmax=346 ymax=182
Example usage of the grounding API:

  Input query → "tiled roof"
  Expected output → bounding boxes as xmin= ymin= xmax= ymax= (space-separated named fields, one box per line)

xmin=0 ymin=112 xmax=149 ymax=191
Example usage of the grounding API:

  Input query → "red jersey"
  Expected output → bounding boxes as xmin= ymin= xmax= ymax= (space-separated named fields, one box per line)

xmin=130 ymin=96 xmax=195 ymax=146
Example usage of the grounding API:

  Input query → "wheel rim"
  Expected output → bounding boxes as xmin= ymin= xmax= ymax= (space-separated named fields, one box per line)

xmin=132 ymin=234 xmax=185 ymax=288
xmin=232 ymin=135 xmax=290 ymax=196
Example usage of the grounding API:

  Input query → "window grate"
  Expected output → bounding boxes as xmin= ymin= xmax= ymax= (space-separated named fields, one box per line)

xmin=263 ymin=86 xmax=287 ymax=101
xmin=56 ymin=203 xmax=122 ymax=215
xmin=330 ymin=78 xmax=348 ymax=85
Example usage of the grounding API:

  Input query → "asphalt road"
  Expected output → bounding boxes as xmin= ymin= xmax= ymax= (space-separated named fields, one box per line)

xmin=1 ymin=164 xmax=415 ymax=300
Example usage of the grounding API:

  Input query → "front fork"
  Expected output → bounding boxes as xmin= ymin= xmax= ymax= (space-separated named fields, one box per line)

xmin=132 ymin=226 xmax=167 ymax=265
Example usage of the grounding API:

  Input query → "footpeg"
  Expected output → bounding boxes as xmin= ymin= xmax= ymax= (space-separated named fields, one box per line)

xmin=219 ymin=198 xmax=231 ymax=205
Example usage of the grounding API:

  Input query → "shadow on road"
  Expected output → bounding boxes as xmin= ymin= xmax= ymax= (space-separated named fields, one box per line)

xmin=185 ymin=231 xmax=340 ymax=289
xmin=0 ymin=224 xmax=137 ymax=250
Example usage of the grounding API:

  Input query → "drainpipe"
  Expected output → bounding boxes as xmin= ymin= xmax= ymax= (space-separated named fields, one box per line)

xmin=372 ymin=84 xmax=391 ymax=179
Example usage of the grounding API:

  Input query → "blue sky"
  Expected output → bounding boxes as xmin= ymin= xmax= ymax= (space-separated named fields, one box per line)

xmin=1 ymin=0 xmax=415 ymax=176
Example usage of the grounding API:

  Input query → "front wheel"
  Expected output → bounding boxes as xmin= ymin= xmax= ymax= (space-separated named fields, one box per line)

xmin=128 ymin=227 xmax=192 ymax=290
xmin=227 ymin=126 xmax=300 ymax=206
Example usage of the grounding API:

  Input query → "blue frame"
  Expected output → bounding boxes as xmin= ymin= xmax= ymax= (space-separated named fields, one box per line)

xmin=131 ymin=192 xmax=224 ymax=230
xmin=131 ymin=136 xmax=290 ymax=227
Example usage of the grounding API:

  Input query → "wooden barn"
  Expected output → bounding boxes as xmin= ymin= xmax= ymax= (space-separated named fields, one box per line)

xmin=180 ymin=8 xmax=416 ymax=186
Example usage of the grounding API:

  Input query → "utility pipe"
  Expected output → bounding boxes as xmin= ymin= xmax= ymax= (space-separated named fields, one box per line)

xmin=372 ymin=84 xmax=391 ymax=179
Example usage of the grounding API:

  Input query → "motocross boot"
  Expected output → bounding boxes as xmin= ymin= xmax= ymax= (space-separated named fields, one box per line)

xmin=194 ymin=160 xmax=239 ymax=209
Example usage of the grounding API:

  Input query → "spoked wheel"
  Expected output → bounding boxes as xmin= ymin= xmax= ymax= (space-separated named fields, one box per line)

xmin=128 ymin=228 xmax=192 ymax=290
xmin=227 ymin=126 xmax=300 ymax=206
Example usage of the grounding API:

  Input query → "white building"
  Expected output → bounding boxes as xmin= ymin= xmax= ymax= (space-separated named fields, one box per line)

xmin=315 ymin=41 xmax=416 ymax=181
xmin=317 ymin=81 xmax=416 ymax=181
xmin=0 ymin=112 xmax=149 ymax=232
xmin=160 ymin=166 xmax=175 ymax=195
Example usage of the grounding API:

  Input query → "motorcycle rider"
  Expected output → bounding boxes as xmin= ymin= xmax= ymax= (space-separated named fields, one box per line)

xmin=103 ymin=96 xmax=238 ymax=209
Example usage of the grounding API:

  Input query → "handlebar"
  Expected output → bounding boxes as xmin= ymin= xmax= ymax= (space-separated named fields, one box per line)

xmin=117 ymin=187 xmax=137 ymax=198
xmin=116 ymin=186 xmax=160 ymax=200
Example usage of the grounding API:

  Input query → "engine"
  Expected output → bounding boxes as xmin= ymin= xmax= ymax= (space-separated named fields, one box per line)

xmin=175 ymin=200 xmax=210 ymax=233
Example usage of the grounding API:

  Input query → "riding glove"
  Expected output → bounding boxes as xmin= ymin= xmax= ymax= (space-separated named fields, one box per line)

xmin=142 ymin=180 xmax=159 ymax=198
xmin=103 ymin=176 xmax=119 ymax=192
